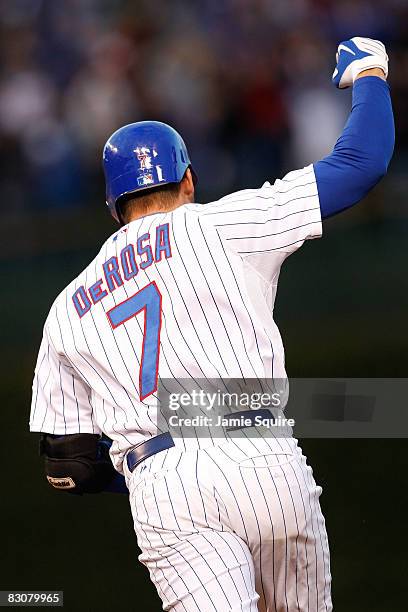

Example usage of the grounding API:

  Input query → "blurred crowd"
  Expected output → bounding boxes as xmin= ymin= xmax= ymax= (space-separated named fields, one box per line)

xmin=1 ymin=0 xmax=407 ymax=215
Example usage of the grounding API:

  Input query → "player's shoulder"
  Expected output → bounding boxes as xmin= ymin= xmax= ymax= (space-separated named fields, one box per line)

xmin=183 ymin=165 xmax=317 ymax=219
xmin=208 ymin=181 xmax=275 ymax=207
xmin=181 ymin=183 xmax=276 ymax=222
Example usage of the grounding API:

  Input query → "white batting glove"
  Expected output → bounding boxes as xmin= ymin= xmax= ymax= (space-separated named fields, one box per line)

xmin=332 ymin=37 xmax=388 ymax=89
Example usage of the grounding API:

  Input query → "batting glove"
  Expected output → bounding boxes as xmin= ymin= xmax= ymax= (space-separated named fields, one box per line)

xmin=332 ymin=37 xmax=388 ymax=89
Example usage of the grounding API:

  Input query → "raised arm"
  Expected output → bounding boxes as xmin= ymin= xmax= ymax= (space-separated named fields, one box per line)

xmin=314 ymin=37 xmax=395 ymax=219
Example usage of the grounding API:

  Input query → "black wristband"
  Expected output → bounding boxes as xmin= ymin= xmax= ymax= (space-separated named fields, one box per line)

xmin=41 ymin=433 xmax=116 ymax=495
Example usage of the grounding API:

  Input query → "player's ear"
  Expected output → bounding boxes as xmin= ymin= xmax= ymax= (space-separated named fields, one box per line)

xmin=181 ymin=168 xmax=195 ymax=202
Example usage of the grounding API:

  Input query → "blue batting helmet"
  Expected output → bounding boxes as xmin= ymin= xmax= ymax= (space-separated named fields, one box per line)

xmin=103 ymin=120 xmax=196 ymax=223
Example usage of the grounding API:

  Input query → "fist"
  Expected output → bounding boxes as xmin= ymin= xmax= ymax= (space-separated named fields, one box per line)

xmin=332 ymin=37 xmax=388 ymax=89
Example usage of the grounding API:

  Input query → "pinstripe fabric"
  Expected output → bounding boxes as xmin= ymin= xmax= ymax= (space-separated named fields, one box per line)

xmin=124 ymin=436 xmax=331 ymax=612
xmin=30 ymin=164 xmax=332 ymax=610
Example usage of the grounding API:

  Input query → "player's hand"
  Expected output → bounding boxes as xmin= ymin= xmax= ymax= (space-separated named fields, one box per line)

xmin=332 ymin=37 xmax=388 ymax=89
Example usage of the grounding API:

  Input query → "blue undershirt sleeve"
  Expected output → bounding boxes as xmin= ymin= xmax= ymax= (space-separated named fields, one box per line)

xmin=314 ymin=76 xmax=395 ymax=219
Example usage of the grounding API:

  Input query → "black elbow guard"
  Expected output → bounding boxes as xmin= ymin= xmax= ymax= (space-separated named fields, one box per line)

xmin=40 ymin=433 xmax=116 ymax=495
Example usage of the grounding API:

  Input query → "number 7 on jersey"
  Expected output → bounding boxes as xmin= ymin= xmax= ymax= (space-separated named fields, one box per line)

xmin=107 ymin=282 xmax=162 ymax=401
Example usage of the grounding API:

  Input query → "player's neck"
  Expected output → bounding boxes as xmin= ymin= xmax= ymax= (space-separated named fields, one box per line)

xmin=128 ymin=195 xmax=192 ymax=222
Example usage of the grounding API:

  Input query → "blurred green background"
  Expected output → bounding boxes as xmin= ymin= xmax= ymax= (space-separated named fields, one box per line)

xmin=1 ymin=0 xmax=407 ymax=610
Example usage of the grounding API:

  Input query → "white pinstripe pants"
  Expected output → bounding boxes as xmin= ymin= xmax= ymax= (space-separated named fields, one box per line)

xmin=125 ymin=436 xmax=332 ymax=611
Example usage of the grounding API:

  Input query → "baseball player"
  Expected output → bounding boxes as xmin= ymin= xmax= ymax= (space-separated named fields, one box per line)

xmin=30 ymin=38 xmax=394 ymax=611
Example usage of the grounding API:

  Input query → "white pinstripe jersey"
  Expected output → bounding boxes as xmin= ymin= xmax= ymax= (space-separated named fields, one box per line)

xmin=30 ymin=165 xmax=322 ymax=473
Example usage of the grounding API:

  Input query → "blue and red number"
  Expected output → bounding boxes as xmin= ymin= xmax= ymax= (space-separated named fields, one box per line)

xmin=107 ymin=282 xmax=162 ymax=400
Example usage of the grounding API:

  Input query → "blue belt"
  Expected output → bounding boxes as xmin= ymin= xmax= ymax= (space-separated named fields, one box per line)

xmin=126 ymin=408 xmax=273 ymax=473
xmin=127 ymin=432 xmax=174 ymax=473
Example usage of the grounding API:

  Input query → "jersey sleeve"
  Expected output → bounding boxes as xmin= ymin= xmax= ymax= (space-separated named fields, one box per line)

xmin=30 ymin=329 xmax=101 ymax=435
xmin=205 ymin=165 xmax=322 ymax=279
